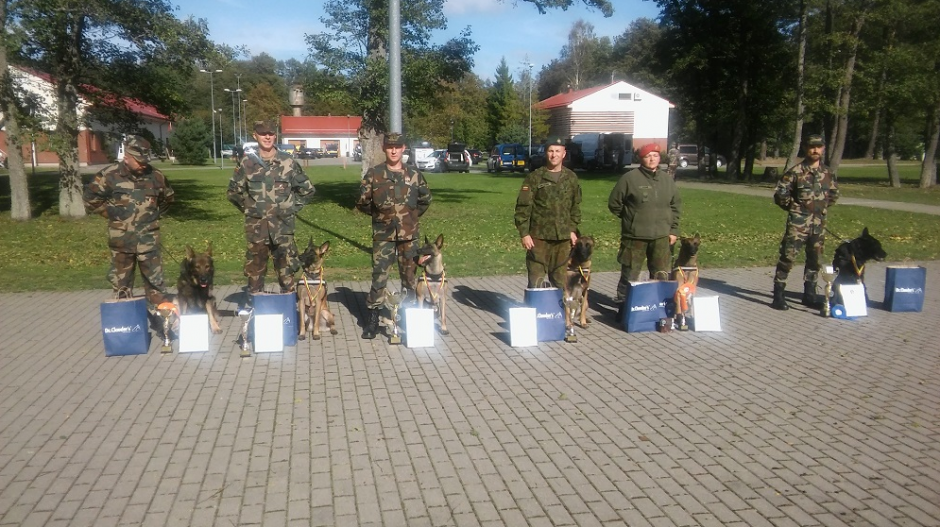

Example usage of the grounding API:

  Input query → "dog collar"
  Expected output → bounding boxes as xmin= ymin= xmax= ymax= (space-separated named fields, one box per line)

xmin=423 ymin=271 xmax=445 ymax=282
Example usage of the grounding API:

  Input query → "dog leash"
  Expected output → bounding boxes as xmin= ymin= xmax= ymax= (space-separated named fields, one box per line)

xmin=824 ymin=226 xmax=852 ymax=244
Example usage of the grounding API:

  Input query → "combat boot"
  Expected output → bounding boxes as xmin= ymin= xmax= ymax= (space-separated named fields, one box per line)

xmin=361 ymin=309 xmax=380 ymax=340
xmin=801 ymin=281 xmax=823 ymax=308
xmin=771 ymin=282 xmax=790 ymax=311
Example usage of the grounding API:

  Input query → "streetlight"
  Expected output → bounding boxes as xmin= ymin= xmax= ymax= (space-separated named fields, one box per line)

xmin=199 ymin=68 xmax=222 ymax=163
xmin=234 ymin=74 xmax=242 ymax=141
xmin=242 ymin=99 xmax=248 ymax=143
xmin=224 ymin=88 xmax=241 ymax=146
xmin=214 ymin=108 xmax=224 ymax=169
xmin=526 ymin=61 xmax=534 ymax=157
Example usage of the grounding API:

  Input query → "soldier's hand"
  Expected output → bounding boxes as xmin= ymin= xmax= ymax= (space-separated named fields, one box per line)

xmin=669 ymin=234 xmax=677 ymax=246
xmin=521 ymin=235 xmax=535 ymax=251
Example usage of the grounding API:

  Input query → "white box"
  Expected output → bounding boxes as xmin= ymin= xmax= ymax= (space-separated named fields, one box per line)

xmin=178 ymin=314 xmax=209 ymax=352
xmin=509 ymin=307 xmax=538 ymax=347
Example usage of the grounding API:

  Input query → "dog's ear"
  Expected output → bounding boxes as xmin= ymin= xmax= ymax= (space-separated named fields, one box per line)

xmin=693 ymin=233 xmax=701 ymax=242
xmin=206 ymin=241 xmax=213 ymax=257
xmin=319 ymin=240 xmax=330 ymax=255
xmin=307 ymin=237 xmax=315 ymax=250
xmin=862 ymin=227 xmax=870 ymax=237
xmin=435 ymin=233 xmax=444 ymax=249
xmin=424 ymin=235 xmax=430 ymax=245
xmin=186 ymin=245 xmax=195 ymax=260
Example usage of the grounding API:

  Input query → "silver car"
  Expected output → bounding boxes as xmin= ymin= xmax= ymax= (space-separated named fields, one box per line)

xmin=417 ymin=149 xmax=444 ymax=172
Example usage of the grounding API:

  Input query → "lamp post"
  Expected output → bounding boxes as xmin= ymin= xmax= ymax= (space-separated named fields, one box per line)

xmin=214 ymin=108 xmax=224 ymax=169
xmin=199 ymin=68 xmax=222 ymax=164
xmin=235 ymin=74 xmax=242 ymax=142
xmin=242 ymin=99 xmax=248 ymax=143
xmin=224 ymin=88 xmax=241 ymax=146
xmin=526 ymin=62 xmax=534 ymax=157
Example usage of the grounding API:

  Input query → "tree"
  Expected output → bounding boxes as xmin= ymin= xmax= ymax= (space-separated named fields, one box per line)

xmin=0 ymin=0 xmax=30 ymax=220
xmin=487 ymin=59 xmax=523 ymax=145
xmin=609 ymin=18 xmax=668 ymax=94
xmin=9 ymin=0 xmax=210 ymax=218
xmin=169 ymin=118 xmax=210 ymax=165
xmin=305 ymin=0 xmax=478 ymax=174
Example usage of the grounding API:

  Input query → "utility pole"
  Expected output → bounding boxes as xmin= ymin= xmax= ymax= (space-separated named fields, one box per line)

xmin=199 ymin=68 xmax=222 ymax=163
xmin=224 ymin=88 xmax=242 ymax=146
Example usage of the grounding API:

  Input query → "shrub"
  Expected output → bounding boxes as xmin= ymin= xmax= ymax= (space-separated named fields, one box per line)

xmin=169 ymin=118 xmax=210 ymax=165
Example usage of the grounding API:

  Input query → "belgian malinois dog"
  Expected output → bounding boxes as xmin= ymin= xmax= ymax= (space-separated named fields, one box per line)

xmin=565 ymin=233 xmax=594 ymax=330
xmin=297 ymin=239 xmax=337 ymax=340
xmin=415 ymin=234 xmax=448 ymax=335
xmin=177 ymin=243 xmax=222 ymax=334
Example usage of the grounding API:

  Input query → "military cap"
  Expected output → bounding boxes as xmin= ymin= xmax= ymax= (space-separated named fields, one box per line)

xmin=383 ymin=133 xmax=405 ymax=147
xmin=805 ymin=134 xmax=825 ymax=147
xmin=253 ymin=120 xmax=277 ymax=134
xmin=545 ymin=135 xmax=566 ymax=147
xmin=638 ymin=143 xmax=661 ymax=158
xmin=124 ymin=135 xmax=152 ymax=162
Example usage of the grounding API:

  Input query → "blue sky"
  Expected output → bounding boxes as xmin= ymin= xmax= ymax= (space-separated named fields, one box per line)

xmin=176 ymin=0 xmax=660 ymax=82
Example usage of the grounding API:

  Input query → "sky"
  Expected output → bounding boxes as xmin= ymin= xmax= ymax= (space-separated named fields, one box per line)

xmin=176 ymin=0 xmax=661 ymax=82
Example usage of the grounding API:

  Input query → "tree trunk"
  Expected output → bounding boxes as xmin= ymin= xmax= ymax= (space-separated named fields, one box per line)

xmin=786 ymin=0 xmax=807 ymax=172
xmin=743 ymin=143 xmax=756 ymax=182
xmin=921 ymin=99 xmax=939 ymax=188
xmin=865 ymin=29 xmax=890 ymax=160
xmin=728 ymin=77 xmax=748 ymax=181
xmin=359 ymin=126 xmax=385 ymax=178
xmin=0 ymin=0 xmax=32 ymax=220
xmin=55 ymin=10 xmax=86 ymax=218
xmin=864 ymin=108 xmax=881 ymax=160
xmin=759 ymin=140 xmax=767 ymax=162
xmin=885 ymin=119 xmax=901 ymax=188
xmin=828 ymin=14 xmax=866 ymax=174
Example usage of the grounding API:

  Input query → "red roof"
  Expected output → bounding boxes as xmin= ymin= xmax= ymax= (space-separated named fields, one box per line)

xmin=281 ymin=116 xmax=363 ymax=136
xmin=15 ymin=66 xmax=170 ymax=122
xmin=536 ymin=83 xmax=612 ymax=110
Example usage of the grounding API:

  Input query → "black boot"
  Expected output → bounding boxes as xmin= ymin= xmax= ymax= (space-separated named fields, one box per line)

xmin=801 ymin=282 xmax=823 ymax=308
xmin=361 ymin=308 xmax=380 ymax=339
xmin=771 ymin=282 xmax=789 ymax=311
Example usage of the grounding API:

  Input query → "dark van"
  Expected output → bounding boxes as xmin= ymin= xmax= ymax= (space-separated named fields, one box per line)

xmin=487 ymin=143 xmax=525 ymax=173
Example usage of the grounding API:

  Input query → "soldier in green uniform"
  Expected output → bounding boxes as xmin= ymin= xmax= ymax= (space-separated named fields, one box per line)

xmin=83 ymin=135 xmax=174 ymax=306
xmin=771 ymin=134 xmax=839 ymax=310
xmin=608 ymin=143 xmax=682 ymax=305
xmin=227 ymin=120 xmax=316 ymax=296
xmin=356 ymin=133 xmax=432 ymax=339
xmin=514 ymin=136 xmax=582 ymax=288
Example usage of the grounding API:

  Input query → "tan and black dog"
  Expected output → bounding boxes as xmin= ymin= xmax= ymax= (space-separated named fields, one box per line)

xmin=176 ymin=243 xmax=222 ymax=334
xmin=564 ymin=233 xmax=594 ymax=329
xmin=297 ymin=239 xmax=337 ymax=340
xmin=415 ymin=234 xmax=448 ymax=335
xmin=670 ymin=233 xmax=701 ymax=277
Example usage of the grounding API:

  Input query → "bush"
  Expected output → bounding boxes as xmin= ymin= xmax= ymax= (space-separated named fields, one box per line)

xmin=169 ymin=118 xmax=210 ymax=165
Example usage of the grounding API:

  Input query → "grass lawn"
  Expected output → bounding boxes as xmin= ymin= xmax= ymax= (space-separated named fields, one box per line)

xmin=1 ymin=163 xmax=938 ymax=292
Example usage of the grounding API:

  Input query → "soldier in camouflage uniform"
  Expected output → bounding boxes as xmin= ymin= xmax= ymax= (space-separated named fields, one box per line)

xmin=356 ymin=133 xmax=432 ymax=339
xmin=608 ymin=143 xmax=682 ymax=307
xmin=667 ymin=143 xmax=680 ymax=179
xmin=227 ymin=120 xmax=316 ymax=296
xmin=83 ymin=135 xmax=174 ymax=306
xmin=514 ymin=136 xmax=582 ymax=288
xmin=771 ymin=134 xmax=839 ymax=310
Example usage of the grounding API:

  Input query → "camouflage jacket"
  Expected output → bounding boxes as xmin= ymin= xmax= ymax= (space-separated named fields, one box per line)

xmin=774 ymin=160 xmax=839 ymax=218
xmin=608 ymin=166 xmax=681 ymax=240
xmin=227 ymin=150 xmax=316 ymax=243
xmin=514 ymin=166 xmax=581 ymax=241
xmin=357 ymin=163 xmax=431 ymax=241
xmin=83 ymin=163 xmax=174 ymax=253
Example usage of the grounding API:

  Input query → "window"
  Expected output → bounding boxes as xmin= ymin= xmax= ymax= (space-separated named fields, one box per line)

xmin=617 ymin=93 xmax=632 ymax=100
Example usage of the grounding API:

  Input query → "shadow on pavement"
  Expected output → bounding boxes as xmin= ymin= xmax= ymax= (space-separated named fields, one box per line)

xmin=451 ymin=285 xmax=522 ymax=319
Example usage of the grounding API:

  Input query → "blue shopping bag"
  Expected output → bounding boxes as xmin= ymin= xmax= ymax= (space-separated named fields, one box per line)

xmin=884 ymin=266 xmax=926 ymax=312
xmin=524 ymin=287 xmax=566 ymax=342
xmin=100 ymin=296 xmax=151 ymax=356
xmin=251 ymin=292 xmax=298 ymax=346
xmin=624 ymin=281 xmax=679 ymax=333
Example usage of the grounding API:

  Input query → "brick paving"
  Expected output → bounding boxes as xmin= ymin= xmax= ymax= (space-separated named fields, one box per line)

xmin=1 ymin=262 xmax=938 ymax=526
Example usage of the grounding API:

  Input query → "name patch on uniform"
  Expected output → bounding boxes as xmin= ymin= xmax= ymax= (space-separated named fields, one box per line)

xmin=521 ymin=186 xmax=530 ymax=191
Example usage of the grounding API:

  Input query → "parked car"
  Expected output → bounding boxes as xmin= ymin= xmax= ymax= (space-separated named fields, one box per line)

xmin=467 ymin=149 xmax=484 ymax=165
xmin=417 ymin=149 xmax=445 ymax=172
xmin=676 ymin=144 xmax=726 ymax=169
xmin=277 ymin=144 xmax=296 ymax=155
xmin=220 ymin=143 xmax=236 ymax=158
xmin=442 ymin=143 xmax=470 ymax=173
xmin=242 ymin=141 xmax=259 ymax=156
xmin=297 ymin=147 xmax=319 ymax=159
xmin=353 ymin=144 xmax=362 ymax=162
xmin=323 ymin=145 xmax=339 ymax=158
xmin=410 ymin=140 xmax=435 ymax=169
xmin=487 ymin=143 xmax=525 ymax=173
xmin=527 ymin=143 xmax=577 ymax=171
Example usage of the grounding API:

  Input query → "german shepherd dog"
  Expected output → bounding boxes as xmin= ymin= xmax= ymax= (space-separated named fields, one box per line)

xmin=297 ymin=239 xmax=337 ymax=340
xmin=565 ymin=233 xmax=594 ymax=329
xmin=415 ymin=234 xmax=448 ymax=335
xmin=177 ymin=243 xmax=222 ymax=334
xmin=832 ymin=227 xmax=887 ymax=305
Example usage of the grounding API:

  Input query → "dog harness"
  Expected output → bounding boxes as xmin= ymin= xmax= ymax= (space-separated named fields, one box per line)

xmin=421 ymin=270 xmax=446 ymax=305
xmin=300 ymin=270 xmax=325 ymax=305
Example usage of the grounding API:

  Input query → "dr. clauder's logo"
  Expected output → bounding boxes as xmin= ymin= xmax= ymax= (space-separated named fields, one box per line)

xmin=104 ymin=324 xmax=143 ymax=334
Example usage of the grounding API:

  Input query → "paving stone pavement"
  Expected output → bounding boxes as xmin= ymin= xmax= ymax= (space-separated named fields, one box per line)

xmin=1 ymin=262 xmax=938 ymax=527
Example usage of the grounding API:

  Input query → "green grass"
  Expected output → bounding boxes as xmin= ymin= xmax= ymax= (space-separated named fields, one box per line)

xmin=1 ymin=164 xmax=938 ymax=292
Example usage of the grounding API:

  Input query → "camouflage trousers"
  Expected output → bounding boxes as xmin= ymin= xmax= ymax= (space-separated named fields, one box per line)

xmin=526 ymin=238 xmax=571 ymax=289
xmin=615 ymin=237 xmax=672 ymax=301
xmin=245 ymin=238 xmax=299 ymax=293
xmin=108 ymin=249 xmax=169 ymax=306
xmin=774 ymin=220 xmax=824 ymax=285
xmin=367 ymin=239 xmax=419 ymax=309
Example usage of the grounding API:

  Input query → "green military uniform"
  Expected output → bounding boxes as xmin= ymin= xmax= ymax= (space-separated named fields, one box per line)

xmin=608 ymin=162 xmax=681 ymax=302
xmin=357 ymin=160 xmax=432 ymax=308
xmin=772 ymin=135 xmax=838 ymax=309
xmin=514 ymin=165 xmax=582 ymax=288
xmin=83 ymin=136 xmax=174 ymax=306
xmin=227 ymin=138 xmax=315 ymax=294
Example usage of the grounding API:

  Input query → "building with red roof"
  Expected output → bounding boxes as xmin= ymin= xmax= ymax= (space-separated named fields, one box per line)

xmin=0 ymin=67 xmax=172 ymax=167
xmin=280 ymin=115 xmax=362 ymax=158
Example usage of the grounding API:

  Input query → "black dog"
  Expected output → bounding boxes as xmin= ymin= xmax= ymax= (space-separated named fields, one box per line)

xmin=831 ymin=227 xmax=887 ymax=305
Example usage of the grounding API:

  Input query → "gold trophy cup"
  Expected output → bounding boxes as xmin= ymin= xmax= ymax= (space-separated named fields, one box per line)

xmin=237 ymin=307 xmax=253 ymax=357
xmin=385 ymin=289 xmax=404 ymax=345
xmin=156 ymin=302 xmax=178 ymax=353
xmin=820 ymin=265 xmax=839 ymax=317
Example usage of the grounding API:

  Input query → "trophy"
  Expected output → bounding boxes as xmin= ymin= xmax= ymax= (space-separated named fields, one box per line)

xmin=675 ymin=283 xmax=693 ymax=331
xmin=385 ymin=289 xmax=404 ymax=345
xmin=156 ymin=301 xmax=178 ymax=353
xmin=237 ymin=307 xmax=253 ymax=357
xmin=563 ymin=295 xmax=579 ymax=343
xmin=820 ymin=265 xmax=839 ymax=317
